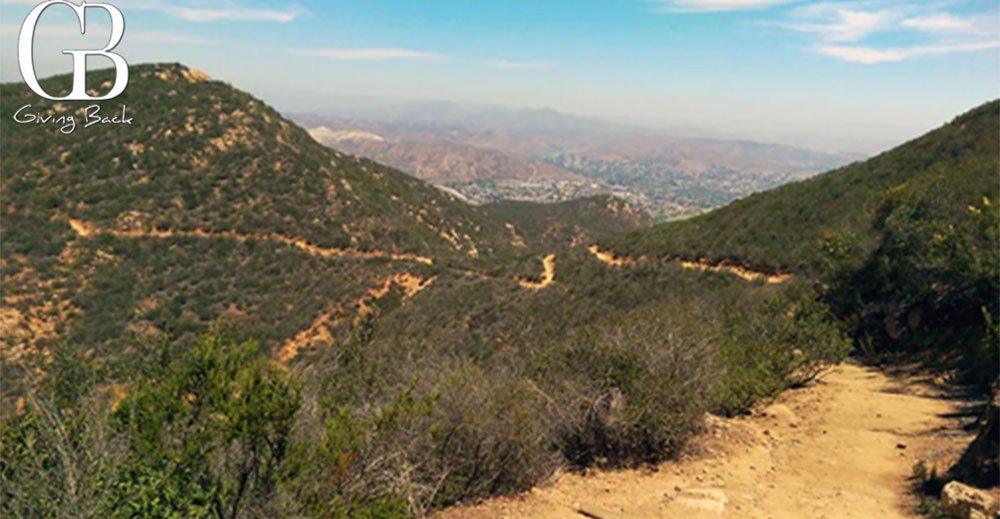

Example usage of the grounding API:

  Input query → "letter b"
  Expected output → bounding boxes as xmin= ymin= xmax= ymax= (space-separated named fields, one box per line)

xmin=18 ymin=1 xmax=129 ymax=101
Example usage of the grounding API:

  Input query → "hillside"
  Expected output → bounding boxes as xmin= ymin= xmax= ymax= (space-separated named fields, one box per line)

xmin=1 ymin=63 xmax=579 ymax=370
xmin=2 ymin=65 xmax=856 ymax=518
xmin=3 ymin=65 xmax=993 ymax=519
xmin=0 ymin=63 xmax=649 ymax=374
xmin=604 ymin=100 xmax=1000 ymax=276
xmin=483 ymin=195 xmax=652 ymax=250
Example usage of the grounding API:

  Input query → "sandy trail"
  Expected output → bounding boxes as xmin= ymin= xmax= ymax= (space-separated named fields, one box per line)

xmin=519 ymin=254 xmax=557 ymax=290
xmin=438 ymin=363 xmax=974 ymax=519
xmin=587 ymin=245 xmax=791 ymax=284
xmin=67 ymin=219 xmax=434 ymax=265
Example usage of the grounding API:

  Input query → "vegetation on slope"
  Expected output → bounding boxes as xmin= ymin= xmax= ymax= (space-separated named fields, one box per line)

xmin=607 ymin=100 xmax=999 ymax=277
xmin=11 ymin=63 xmax=956 ymax=518
xmin=2 ymin=270 xmax=849 ymax=517
xmin=605 ymin=101 xmax=1000 ymax=386
xmin=483 ymin=195 xmax=652 ymax=250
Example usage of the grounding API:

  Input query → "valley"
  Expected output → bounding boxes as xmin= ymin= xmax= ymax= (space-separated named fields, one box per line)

xmin=1 ymin=65 xmax=996 ymax=519
xmin=294 ymin=108 xmax=854 ymax=219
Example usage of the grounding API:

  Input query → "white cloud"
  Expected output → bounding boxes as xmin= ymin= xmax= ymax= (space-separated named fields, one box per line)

xmin=487 ymin=59 xmax=556 ymax=70
xmin=779 ymin=5 xmax=897 ymax=42
xmin=291 ymin=48 xmax=444 ymax=61
xmin=900 ymin=12 xmax=999 ymax=38
xmin=767 ymin=1 xmax=1000 ymax=63
xmin=652 ymin=0 xmax=796 ymax=13
xmin=0 ymin=0 xmax=300 ymax=24
xmin=813 ymin=44 xmax=905 ymax=64
xmin=817 ymin=40 xmax=1000 ymax=64
xmin=900 ymin=13 xmax=971 ymax=33
xmin=164 ymin=5 xmax=296 ymax=23
xmin=0 ymin=21 xmax=211 ymax=43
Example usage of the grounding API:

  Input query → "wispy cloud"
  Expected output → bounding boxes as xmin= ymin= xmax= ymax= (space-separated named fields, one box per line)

xmin=161 ymin=5 xmax=297 ymax=23
xmin=0 ymin=21 xmax=212 ymax=43
xmin=768 ymin=1 xmax=1000 ymax=64
xmin=816 ymin=40 xmax=1000 ymax=64
xmin=487 ymin=59 xmax=557 ymax=70
xmin=900 ymin=13 xmax=971 ymax=33
xmin=0 ymin=0 xmax=300 ymax=24
xmin=651 ymin=0 xmax=797 ymax=13
xmin=291 ymin=48 xmax=445 ymax=61
xmin=779 ymin=4 xmax=896 ymax=42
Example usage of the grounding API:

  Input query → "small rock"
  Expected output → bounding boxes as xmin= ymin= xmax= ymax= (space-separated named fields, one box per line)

xmin=896 ymin=443 xmax=906 ymax=449
xmin=940 ymin=481 xmax=999 ymax=519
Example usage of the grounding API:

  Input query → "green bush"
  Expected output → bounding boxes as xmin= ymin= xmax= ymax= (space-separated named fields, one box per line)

xmin=716 ymin=285 xmax=851 ymax=415
xmin=829 ymin=190 xmax=999 ymax=388
xmin=110 ymin=331 xmax=300 ymax=518
xmin=1 ymin=344 xmax=125 ymax=519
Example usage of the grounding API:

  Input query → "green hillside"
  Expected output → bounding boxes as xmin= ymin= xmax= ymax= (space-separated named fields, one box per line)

xmin=2 ymin=64 xmax=534 ymax=262
xmin=604 ymin=100 xmax=999 ymax=386
xmin=1 ymin=63 xmax=557 ymax=364
xmin=1 ymin=65 xmax=854 ymax=518
xmin=484 ymin=195 xmax=652 ymax=250
xmin=606 ymin=100 xmax=999 ymax=277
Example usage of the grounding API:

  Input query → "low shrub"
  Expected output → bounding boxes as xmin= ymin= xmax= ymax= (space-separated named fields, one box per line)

xmin=716 ymin=284 xmax=851 ymax=415
xmin=539 ymin=302 xmax=719 ymax=466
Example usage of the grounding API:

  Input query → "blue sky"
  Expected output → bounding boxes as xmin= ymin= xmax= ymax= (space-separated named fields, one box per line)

xmin=1 ymin=0 xmax=998 ymax=152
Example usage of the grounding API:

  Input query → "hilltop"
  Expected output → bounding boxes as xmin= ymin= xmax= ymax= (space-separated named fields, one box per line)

xmin=483 ymin=195 xmax=652 ymax=250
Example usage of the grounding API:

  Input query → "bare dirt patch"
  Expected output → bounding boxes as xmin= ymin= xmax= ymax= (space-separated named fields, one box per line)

xmin=437 ymin=363 xmax=975 ymax=519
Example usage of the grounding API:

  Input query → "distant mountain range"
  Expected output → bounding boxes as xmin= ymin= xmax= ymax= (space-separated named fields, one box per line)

xmin=292 ymin=103 xmax=858 ymax=218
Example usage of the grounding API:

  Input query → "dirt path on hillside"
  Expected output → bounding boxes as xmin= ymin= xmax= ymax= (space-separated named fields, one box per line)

xmin=587 ymin=245 xmax=791 ymax=284
xmin=67 ymin=219 xmax=435 ymax=265
xmin=438 ymin=363 xmax=975 ymax=519
xmin=519 ymin=254 xmax=557 ymax=290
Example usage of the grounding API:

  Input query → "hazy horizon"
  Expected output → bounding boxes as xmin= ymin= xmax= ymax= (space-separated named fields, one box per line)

xmin=2 ymin=0 xmax=998 ymax=154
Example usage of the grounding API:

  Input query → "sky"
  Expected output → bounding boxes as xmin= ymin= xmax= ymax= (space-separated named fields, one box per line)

xmin=1 ymin=0 xmax=998 ymax=153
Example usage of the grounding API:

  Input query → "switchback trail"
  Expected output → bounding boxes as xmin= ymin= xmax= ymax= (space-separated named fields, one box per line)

xmin=438 ymin=363 xmax=974 ymax=519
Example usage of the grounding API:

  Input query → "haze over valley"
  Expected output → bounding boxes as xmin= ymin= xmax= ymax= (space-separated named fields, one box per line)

xmin=295 ymin=103 xmax=856 ymax=219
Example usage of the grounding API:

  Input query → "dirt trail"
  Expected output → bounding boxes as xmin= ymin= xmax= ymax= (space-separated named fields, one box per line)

xmin=67 ymin=219 xmax=562 ymax=291
xmin=275 ymin=273 xmax=436 ymax=363
xmin=519 ymin=254 xmax=557 ymax=290
xmin=438 ymin=363 xmax=974 ymax=519
xmin=67 ymin=219 xmax=434 ymax=265
xmin=587 ymin=245 xmax=791 ymax=284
